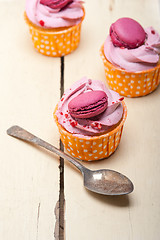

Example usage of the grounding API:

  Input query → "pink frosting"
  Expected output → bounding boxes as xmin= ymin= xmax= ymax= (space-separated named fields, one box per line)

xmin=55 ymin=77 xmax=124 ymax=137
xmin=25 ymin=0 xmax=84 ymax=28
xmin=104 ymin=27 xmax=160 ymax=72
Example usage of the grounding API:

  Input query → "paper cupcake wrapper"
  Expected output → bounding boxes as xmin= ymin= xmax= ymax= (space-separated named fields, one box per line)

xmin=54 ymin=102 xmax=127 ymax=161
xmin=24 ymin=10 xmax=85 ymax=57
xmin=100 ymin=45 xmax=160 ymax=97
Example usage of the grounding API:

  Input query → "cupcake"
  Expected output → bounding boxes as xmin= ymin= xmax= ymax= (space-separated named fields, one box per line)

xmin=100 ymin=18 xmax=160 ymax=97
xmin=24 ymin=0 xmax=85 ymax=57
xmin=54 ymin=77 xmax=127 ymax=161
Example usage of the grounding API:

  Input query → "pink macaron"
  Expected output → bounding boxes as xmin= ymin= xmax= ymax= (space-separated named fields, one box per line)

xmin=110 ymin=17 xmax=146 ymax=49
xmin=68 ymin=90 xmax=108 ymax=119
xmin=40 ymin=0 xmax=73 ymax=9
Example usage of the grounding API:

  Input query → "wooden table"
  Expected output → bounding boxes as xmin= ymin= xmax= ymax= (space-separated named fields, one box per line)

xmin=1 ymin=0 xmax=160 ymax=239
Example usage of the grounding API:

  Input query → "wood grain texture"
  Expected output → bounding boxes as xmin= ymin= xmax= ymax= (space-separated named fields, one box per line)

xmin=0 ymin=1 xmax=60 ymax=240
xmin=64 ymin=0 xmax=160 ymax=240
xmin=0 ymin=0 xmax=160 ymax=240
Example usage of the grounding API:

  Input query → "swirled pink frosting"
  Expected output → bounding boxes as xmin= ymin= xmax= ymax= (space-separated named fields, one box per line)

xmin=55 ymin=77 xmax=124 ymax=137
xmin=104 ymin=27 xmax=160 ymax=72
xmin=25 ymin=0 xmax=84 ymax=28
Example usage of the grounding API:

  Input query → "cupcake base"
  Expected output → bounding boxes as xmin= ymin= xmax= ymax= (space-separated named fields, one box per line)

xmin=54 ymin=102 xmax=127 ymax=161
xmin=24 ymin=9 xmax=85 ymax=57
xmin=100 ymin=45 xmax=160 ymax=97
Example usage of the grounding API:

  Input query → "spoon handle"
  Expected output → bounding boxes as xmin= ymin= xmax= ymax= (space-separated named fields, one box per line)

xmin=7 ymin=125 xmax=86 ymax=173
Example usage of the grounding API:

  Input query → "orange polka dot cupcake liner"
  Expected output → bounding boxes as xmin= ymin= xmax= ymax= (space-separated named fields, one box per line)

xmin=24 ymin=9 xmax=85 ymax=57
xmin=54 ymin=101 xmax=127 ymax=161
xmin=100 ymin=45 xmax=160 ymax=97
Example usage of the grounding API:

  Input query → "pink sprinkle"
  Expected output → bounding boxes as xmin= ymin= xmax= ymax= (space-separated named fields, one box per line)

xmin=91 ymin=122 xmax=102 ymax=130
xmin=97 ymin=123 xmax=102 ymax=130
xmin=112 ymin=101 xmax=115 ymax=104
xmin=91 ymin=123 xmax=96 ymax=128
xmin=61 ymin=98 xmax=64 ymax=101
xmin=70 ymin=121 xmax=77 ymax=127
xmin=119 ymin=97 xmax=124 ymax=101
xmin=39 ymin=20 xmax=44 ymax=26
xmin=88 ymin=79 xmax=92 ymax=85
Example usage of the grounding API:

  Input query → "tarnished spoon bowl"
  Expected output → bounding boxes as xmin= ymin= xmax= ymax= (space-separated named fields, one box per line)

xmin=83 ymin=168 xmax=133 ymax=195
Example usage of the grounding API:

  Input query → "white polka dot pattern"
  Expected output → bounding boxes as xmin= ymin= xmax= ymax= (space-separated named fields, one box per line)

xmin=54 ymin=102 xmax=127 ymax=161
xmin=25 ymin=11 xmax=84 ymax=57
xmin=59 ymin=125 xmax=124 ymax=161
xmin=100 ymin=45 xmax=160 ymax=97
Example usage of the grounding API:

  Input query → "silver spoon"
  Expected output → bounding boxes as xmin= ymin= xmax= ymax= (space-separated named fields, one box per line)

xmin=7 ymin=125 xmax=134 ymax=196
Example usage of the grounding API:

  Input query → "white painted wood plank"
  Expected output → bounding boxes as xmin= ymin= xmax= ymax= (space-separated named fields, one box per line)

xmin=0 ymin=1 xmax=60 ymax=239
xmin=64 ymin=0 xmax=160 ymax=239
xmin=1 ymin=0 xmax=160 ymax=239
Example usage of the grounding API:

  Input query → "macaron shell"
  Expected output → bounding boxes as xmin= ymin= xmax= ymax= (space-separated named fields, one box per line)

xmin=40 ymin=0 xmax=73 ymax=10
xmin=110 ymin=18 xmax=146 ymax=49
xmin=68 ymin=90 xmax=108 ymax=119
